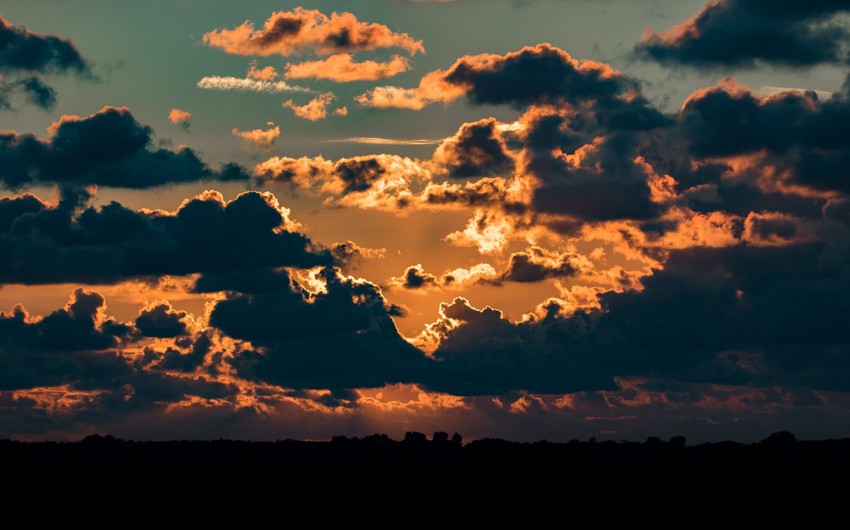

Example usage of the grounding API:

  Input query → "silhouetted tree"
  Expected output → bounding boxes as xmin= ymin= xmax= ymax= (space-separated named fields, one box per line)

xmin=404 ymin=431 xmax=428 ymax=444
xmin=760 ymin=431 xmax=797 ymax=447
xmin=669 ymin=436 xmax=686 ymax=449
xmin=432 ymin=431 xmax=449 ymax=443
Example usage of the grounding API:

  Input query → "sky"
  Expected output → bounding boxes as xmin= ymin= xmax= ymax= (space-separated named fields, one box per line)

xmin=2 ymin=0 xmax=850 ymax=442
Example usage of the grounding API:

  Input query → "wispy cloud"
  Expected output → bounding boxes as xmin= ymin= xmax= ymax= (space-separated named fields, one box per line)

xmin=326 ymin=137 xmax=444 ymax=145
xmin=197 ymin=76 xmax=312 ymax=93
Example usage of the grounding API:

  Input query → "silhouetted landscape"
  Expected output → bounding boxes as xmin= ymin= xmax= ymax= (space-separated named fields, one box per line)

xmin=4 ymin=431 xmax=850 ymax=484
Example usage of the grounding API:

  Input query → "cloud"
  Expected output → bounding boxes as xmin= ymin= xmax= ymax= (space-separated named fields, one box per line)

xmin=284 ymin=92 xmax=338 ymax=121
xmin=636 ymin=0 xmax=850 ymax=68
xmin=197 ymin=76 xmax=311 ymax=93
xmin=0 ymin=15 xmax=92 ymax=110
xmin=500 ymin=246 xmax=584 ymax=283
xmin=0 ymin=189 xmax=331 ymax=284
xmin=669 ymin=77 xmax=850 ymax=195
xmin=356 ymin=43 xmax=658 ymax=113
xmin=134 ymin=301 xmax=193 ymax=338
xmin=325 ymin=137 xmax=443 ymax=146
xmin=215 ymin=267 xmax=427 ymax=390
xmin=284 ymin=53 xmax=411 ymax=82
xmin=168 ymin=108 xmax=191 ymax=128
xmin=232 ymin=123 xmax=281 ymax=149
xmin=247 ymin=62 xmax=280 ymax=81
xmin=390 ymin=264 xmax=439 ymax=289
xmin=255 ymin=153 xmax=431 ymax=209
xmin=388 ymin=263 xmax=499 ymax=291
xmin=432 ymin=118 xmax=515 ymax=178
xmin=0 ymin=106 xmax=249 ymax=189
xmin=0 ymin=15 xmax=90 ymax=75
xmin=203 ymin=8 xmax=424 ymax=57
xmin=0 ymin=76 xmax=57 ymax=110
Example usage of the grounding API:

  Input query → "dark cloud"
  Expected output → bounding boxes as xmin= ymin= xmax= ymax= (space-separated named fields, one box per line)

xmin=0 ymin=106 xmax=250 ymax=189
xmin=194 ymin=268 xmax=298 ymax=295
xmin=0 ymin=75 xmax=57 ymax=110
xmin=669 ymin=80 xmax=850 ymax=194
xmin=636 ymin=0 xmax=850 ymax=68
xmin=500 ymin=247 xmax=579 ymax=283
xmin=425 ymin=297 xmax=614 ymax=395
xmin=359 ymin=44 xmax=669 ymax=130
xmin=425 ymin=241 xmax=850 ymax=394
xmin=334 ymin=157 xmax=387 ymax=193
xmin=135 ymin=302 xmax=191 ymax=338
xmin=0 ymin=15 xmax=91 ymax=111
xmin=396 ymin=264 xmax=439 ymax=289
xmin=0 ymin=189 xmax=331 ymax=284
xmin=0 ymin=288 xmax=126 ymax=354
xmin=0 ymin=15 xmax=90 ymax=74
xmin=215 ymin=267 xmax=426 ymax=390
xmin=433 ymin=118 xmax=515 ymax=179
xmin=522 ymin=106 xmax=661 ymax=223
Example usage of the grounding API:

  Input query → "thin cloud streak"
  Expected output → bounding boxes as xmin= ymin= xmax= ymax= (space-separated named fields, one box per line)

xmin=325 ymin=137 xmax=445 ymax=145
xmin=197 ymin=76 xmax=312 ymax=94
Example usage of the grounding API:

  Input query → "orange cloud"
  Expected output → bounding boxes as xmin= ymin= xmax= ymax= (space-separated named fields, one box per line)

xmin=283 ymin=92 xmax=337 ymax=121
xmin=255 ymin=153 xmax=431 ymax=209
xmin=356 ymin=69 xmax=465 ymax=109
xmin=387 ymin=263 xmax=499 ymax=291
xmin=203 ymin=8 xmax=424 ymax=57
xmin=232 ymin=122 xmax=281 ymax=149
xmin=247 ymin=62 xmax=279 ymax=81
xmin=285 ymin=53 xmax=411 ymax=82
xmin=168 ymin=108 xmax=191 ymax=126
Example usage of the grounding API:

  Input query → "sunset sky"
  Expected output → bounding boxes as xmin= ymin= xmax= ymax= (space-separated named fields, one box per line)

xmin=2 ymin=0 xmax=850 ymax=442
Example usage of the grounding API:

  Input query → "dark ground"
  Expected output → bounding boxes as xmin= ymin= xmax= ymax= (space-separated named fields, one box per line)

xmin=4 ymin=430 xmax=850 ymax=486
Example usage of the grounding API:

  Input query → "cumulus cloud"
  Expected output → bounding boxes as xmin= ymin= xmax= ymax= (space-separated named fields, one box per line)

xmin=216 ymin=267 xmax=426 ymax=391
xmin=203 ymin=8 xmax=424 ymax=57
xmin=0 ymin=106 xmax=249 ymax=189
xmin=232 ymin=123 xmax=281 ymax=149
xmin=0 ymin=189 xmax=331 ymax=284
xmin=197 ymin=76 xmax=311 ymax=93
xmin=636 ymin=0 xmax=850 ymax=68
xmin=356 ymin=43 xmax=660 ymax=114
xmin=432 ymin=118 xmax=515 ymax=178
xmin=285 ymin=53 xmax=411 ymax=82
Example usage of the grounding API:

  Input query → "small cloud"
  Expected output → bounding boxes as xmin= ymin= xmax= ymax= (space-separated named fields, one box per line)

xmin=283 ymin=92 xmax=338 ymax=121
xmin=247 ymin=62 xmax=280 ymax=81
xmin=168 ymin=108 xmax=191 ymax=129
xmin=232 ymin=122 xmax=281 ymax=149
